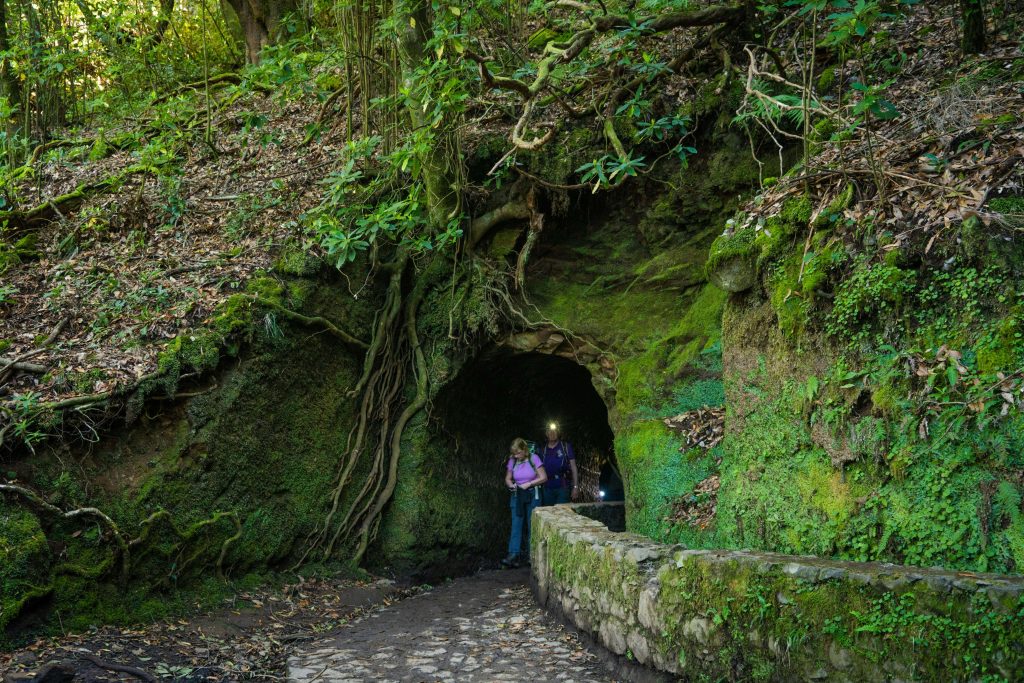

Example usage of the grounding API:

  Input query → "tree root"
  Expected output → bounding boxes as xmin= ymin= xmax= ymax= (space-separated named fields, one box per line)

xmin=129 ymin=509 xmax=242 ymax=580
xmin=0 ymin=317 xmax=68 ymax=386
xmin=0 ymin=483 xmax=242 ymax=590
xmin=0 ymin=483 xmax=130 ymax=585
xmin=80 ymin=653 xmax=156 ymax=683
xmin=240 ymin=294 xmax=370 ymax=350
xmin=148 ymin=72 xmax=254 ymax=107
xmin=0 ymin=165 xmax=157 ymax=236
xmin=295 ymin=248 xmax=433 ymax=567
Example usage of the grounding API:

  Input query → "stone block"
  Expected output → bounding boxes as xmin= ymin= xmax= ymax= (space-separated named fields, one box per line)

xmin=637 ymin=583 xmax=662 ymax=632
xmin=626 ymin=630 xmax=651 ymax=665
xmin=681 ymin=617 xmax=713 ymax=647
xmin=598 ymin=617 xmax=628 ymax=655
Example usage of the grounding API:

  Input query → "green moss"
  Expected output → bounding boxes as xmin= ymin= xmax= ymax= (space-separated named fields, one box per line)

xmin=618 ymin=421 xmax=691 ymax=537
xmin=88 ymin=130 xmax=108 ymax=162
xmin=780 ymin=195 xmax=813 ymax=226
xmin=990 ymin=196 xmax=1024 ymax=217
xmin=869 ymin=382 xmax=901 ymax=416
xmin=816 ymin=66 xmax=837 ymax=93
xmin=273 ymin=242 xmax=322 ymax=276
xmin=373 ymin=414 xmax=506 ymax=572
xmin=977 ymin=314 xmax=1022 ymax=374
xmin=0 ymin=503 xmax=52 ymax=635
xmin=705 ymin=226 xmax=756 ymax=281
xmin=0 ymin=235 xmax=41 ymax=273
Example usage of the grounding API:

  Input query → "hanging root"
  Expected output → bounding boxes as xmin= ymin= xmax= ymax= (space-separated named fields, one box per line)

xmin=292 ymin=250 xmax=415 ymax=567
xmin=347 ymin=271 xmax=429 ymax=565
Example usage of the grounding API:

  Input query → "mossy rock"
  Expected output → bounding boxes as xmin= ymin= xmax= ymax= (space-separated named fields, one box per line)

xmin=706 ymin=228 xmax=757 ymax=293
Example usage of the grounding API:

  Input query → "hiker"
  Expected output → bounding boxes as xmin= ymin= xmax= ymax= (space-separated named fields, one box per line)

xmin=539 ymin=423 xmax=579 ymax=506
xmin=502 ymin=437 xmax=547 ymax=568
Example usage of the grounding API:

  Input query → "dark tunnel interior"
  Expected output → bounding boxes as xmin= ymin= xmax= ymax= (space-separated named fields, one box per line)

xmin=433 ymin=348 xmax=621 ymax=503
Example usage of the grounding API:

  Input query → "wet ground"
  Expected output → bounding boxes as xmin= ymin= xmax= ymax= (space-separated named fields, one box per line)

xmin=287 ymin=568 xmax=615 ymax=683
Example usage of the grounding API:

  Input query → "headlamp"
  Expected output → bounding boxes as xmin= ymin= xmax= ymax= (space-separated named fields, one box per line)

xmin=548 ymin=422 xmax=558 ymax=431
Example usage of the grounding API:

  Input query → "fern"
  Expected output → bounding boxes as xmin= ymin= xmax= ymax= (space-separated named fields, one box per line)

xmin=995 ymin=482 xmax=1022 ymax=523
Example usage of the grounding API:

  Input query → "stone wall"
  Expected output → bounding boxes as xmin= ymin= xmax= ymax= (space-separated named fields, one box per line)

xmin=531 ymin=504 xmax=1024 ymax=682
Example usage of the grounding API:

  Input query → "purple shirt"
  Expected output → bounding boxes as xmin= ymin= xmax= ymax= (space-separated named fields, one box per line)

xmin=541 ymin=441 xmax=575 ymax=489
xmin=507 ymin=454 xmax=543 ymax=486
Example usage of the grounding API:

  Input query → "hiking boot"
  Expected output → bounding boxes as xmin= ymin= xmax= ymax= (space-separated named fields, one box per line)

xmin=500 ymin=554 xmax=520 ymax=568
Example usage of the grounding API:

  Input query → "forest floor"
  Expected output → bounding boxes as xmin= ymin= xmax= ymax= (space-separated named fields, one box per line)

xmin=1 ymin=575 xmax=409 ymax=682
xmin=2 ymin=569 xmax=616 ymax=683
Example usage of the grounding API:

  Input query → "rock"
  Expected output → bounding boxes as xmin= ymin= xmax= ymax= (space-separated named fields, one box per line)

xmin=820 ymin=567 xmax=846 ymax=581
xmin=782 ymin=562 xmax=820 ymax=581
xmin=681 ymin=617 xmax=714 ymax=647
xmin=828 ymin=641 xmax=852 ymax=670
xmin=626 ymin=545 xmax=662 ymax=564
xmin=599 ymin=618 xmax=629 ymax=654
xmin=626 ymin=630 xmax=651 ymax=665
xmin=637 ymin=584 xmax=662 ymax=632
xmin=708 ymin=253 xmax=757 ymax=292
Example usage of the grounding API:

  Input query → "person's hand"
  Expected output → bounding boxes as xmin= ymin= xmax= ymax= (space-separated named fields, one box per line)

xmin=571 ymin=487 xmax=579 ymax=502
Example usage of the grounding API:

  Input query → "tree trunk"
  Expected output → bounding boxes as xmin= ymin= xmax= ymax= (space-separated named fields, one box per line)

xmin=395 ymin=0 xmax=462 ymax=231
xmin=0 ymin=0 xmax=19 ymax=112
xmin=0 ymin=0 xmax=20 ymax=166
xmin=960 ymin=0 xmax=986 ymax=55
xmin=224 ymin=0 xmax=301 ymax=63
xmin=150 ymin=0 xmax=175 ymax=47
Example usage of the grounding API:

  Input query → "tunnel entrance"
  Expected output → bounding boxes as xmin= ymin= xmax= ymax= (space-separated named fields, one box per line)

xmin=434 ymin=347 xmax=619 ymax=508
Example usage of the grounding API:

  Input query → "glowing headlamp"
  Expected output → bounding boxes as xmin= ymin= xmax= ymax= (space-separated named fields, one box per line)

xmin=548 ymin=422 xmax=558 ymax=431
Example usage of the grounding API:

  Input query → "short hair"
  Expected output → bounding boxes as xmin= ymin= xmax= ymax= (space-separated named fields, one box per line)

xmin=510 ymin=437 xmax=529 ymax=454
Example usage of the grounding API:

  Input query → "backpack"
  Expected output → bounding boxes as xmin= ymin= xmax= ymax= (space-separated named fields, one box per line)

xmin=508 ymin=453 xmax=540 ymax=475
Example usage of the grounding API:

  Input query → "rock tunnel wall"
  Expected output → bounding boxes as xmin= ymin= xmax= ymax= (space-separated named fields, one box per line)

xmin=531 ymin=503 xmax=1024 ymax=682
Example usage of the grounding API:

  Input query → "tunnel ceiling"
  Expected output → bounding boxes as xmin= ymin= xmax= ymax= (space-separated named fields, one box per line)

xmin=433 ymin=348 xmax=615 ymax=478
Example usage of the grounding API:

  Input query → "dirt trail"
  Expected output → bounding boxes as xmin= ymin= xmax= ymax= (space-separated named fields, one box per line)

xmin=287 ymin=568 xmax=616 ymax=683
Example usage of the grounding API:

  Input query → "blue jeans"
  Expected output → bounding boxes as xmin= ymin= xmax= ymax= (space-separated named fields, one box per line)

xmin=540 ymin=486 xmax=570 ymax=506
xmin=508 ymin=488 xmax=540 ymax=556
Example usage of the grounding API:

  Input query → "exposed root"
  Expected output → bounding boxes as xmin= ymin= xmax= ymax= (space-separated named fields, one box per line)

xmin=294 ymin=251 xmax=414 ymax=567
xmin=239 ymin=294 xmax=370 ymax=350
xmin=0 ymin=483 xmax=130 ymax=584
xmin=0 ymin=165 xmax=158 ymax=236
xmin=79 ymin=653 xmax=156 ymax=683
xmin=0 ymin=484 xmax=242 ymax=588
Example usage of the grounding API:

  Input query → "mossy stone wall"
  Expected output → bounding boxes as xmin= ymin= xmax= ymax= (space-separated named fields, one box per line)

xmin=532 ymin=504 xmax=1024 ymax=682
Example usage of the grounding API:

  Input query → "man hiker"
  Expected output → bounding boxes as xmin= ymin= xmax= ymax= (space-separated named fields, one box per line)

xmin=539 ymin=423 xmax=579 ymax=506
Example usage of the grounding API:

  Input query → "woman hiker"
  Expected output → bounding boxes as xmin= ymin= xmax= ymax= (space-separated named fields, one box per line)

xmin=539 ymin=423 xmax=579 ymax=506
xmin=501 ymin=437 xmax=547 ymax=568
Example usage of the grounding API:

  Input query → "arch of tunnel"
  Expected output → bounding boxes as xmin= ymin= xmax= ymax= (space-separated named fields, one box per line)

xmin=433 ymin=345 xmax=620 ymax=500
xmin=387 ymin=342 xmax=625 ymax=575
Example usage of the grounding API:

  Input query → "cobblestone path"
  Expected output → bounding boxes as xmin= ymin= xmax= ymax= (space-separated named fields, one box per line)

xmin=287 ymin=568 xmax=616 ymax=683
